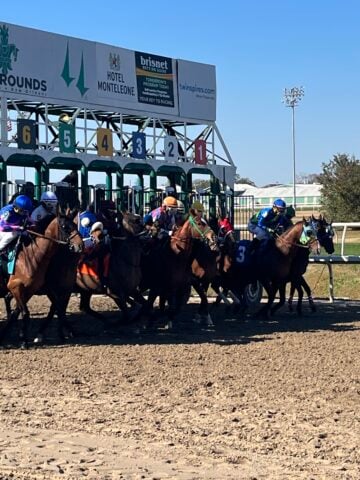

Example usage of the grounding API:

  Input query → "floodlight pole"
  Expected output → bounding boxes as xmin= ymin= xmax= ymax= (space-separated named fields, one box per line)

xmin=283 ymin=87 xmax=304 ymax=210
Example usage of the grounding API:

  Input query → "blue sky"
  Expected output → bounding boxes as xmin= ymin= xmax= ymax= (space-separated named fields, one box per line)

xmin=3 ymin=1 xmax=360 ymax=186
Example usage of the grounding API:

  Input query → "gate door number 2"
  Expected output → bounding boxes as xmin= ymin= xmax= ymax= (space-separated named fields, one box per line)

xmin=164 ymin=135 xmax=179 ymax=162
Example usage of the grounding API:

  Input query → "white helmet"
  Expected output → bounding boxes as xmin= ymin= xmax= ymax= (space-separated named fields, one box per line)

xmin=41 ymin=191 xmax=58 ymax=214
xmin=41 ymin=191 xmax=58 ymax=203
xmin=90 ymin=221 xmax=104 ymax=234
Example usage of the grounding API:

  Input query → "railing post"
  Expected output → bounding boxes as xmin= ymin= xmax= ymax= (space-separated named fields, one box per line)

xmin=328 ymin=263 xmax=334 ymax=303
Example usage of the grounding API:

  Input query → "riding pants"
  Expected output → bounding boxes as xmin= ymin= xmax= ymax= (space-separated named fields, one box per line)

xmin=247 ymin=222 xmax=270 ymax=241
xmin=0 ymin=231 xmax=20 ymax=251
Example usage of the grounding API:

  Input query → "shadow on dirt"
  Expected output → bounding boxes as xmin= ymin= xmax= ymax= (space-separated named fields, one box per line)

xmin=0 ymin=296 xmax=359 ymax=349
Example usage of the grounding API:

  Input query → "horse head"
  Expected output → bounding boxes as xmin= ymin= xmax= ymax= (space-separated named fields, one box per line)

xmin=309 ymin=215 xmax=335 ymax=254
xmin=51 ymin=215 xmax=83 ymax=253
xmin=277 ymin=219 xmax=317 ymax=253
xmin=120 ymin=211 xmax=143 ymax=236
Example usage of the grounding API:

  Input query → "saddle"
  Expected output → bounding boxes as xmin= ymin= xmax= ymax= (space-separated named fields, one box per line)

xmin=78 ymin=251 xmax=110 ymax=286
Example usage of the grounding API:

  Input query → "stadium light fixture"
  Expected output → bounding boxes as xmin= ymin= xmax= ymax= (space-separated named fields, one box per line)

xmin=282 ymin=86 xmax=305 ymax=210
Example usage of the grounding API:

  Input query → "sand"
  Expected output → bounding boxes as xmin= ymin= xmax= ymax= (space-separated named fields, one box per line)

xmin=0 ymin=294 xmax=359 ymax=479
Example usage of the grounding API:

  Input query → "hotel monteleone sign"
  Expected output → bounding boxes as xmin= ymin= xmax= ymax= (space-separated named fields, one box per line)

xmin=0 ymin=22 xmax=216 ymax=121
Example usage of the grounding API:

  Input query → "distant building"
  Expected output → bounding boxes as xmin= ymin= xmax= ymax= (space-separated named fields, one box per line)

xmin=234 ymin=183 xmax=322 ymax=212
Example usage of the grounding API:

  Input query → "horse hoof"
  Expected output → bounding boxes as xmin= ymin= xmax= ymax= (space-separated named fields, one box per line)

xmin=33 ymin=335 xmax=44 ymax=345
xmin=20 ymin=341 xmax=28 ymax=350
xmin=206 ymin=314 xmax=214 ymax=327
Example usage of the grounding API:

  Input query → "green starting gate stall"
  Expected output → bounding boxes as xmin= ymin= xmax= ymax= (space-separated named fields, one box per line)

xmin=0 ymin=21 xmax=237 ymax=220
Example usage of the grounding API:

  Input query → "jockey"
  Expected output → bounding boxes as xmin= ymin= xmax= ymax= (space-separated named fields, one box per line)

xmin=276 ymin=204 xmax=296 ymax=234
xmin=149 ymin=195 xmax=178 ymax=234
xmin=78 ymin=204 xmax=97 ymax=238
xmin=83 ymin=221 xmax=105 ymax=253
xmin=189 ymin=200 xmax=208 ymax=227
xmin=218 ymin=215 xmax=234 ymax=243
xmin=248 ymin=198 xmax=287 ymax=241
xmin=0 ymin=195 xmax=33 ymax=253
xmin=97 ymin=199 xmax=119 ymax=235
xmin=30 ymin=191 xmax=59 ymax=224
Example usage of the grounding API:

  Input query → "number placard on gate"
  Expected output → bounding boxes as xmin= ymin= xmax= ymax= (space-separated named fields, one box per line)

xmin=132 ymin=132 xmax=146 ymax=159
xmin=97 ymin=128 xmax=113 ymax=157
xmin=194 ymin=139 xmax=207 ymax=165
xmin=17 ymin=119 xmax=37 ymax=150
xmin=164 ymin=135 xmax=178 ymax=162
xmin=59 ymin=123 xmax=75 ymax=153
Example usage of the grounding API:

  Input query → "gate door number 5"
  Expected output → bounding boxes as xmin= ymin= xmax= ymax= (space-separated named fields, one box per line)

xmin=164 ymin=136 xmax=179 ymax=162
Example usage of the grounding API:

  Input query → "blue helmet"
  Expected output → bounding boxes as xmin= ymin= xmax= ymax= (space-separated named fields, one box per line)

xmin=143 ymin=214 xmax=153 ymax=225
xmin=273 ymin=198 xmax=286 ymax=211
xmin=13 ymin=195 xmax=33 ymax=214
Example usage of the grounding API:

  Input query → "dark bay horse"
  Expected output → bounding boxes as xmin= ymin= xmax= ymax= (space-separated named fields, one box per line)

xmin=3 ymin=215 xmax=83 ymax=347
xmin=76 ymin=211 xmax=145 ymax=323
xmin=285 ymin=215 xmax=335 ymax=314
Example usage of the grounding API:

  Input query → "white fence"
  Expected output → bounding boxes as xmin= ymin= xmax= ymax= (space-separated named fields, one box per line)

xmin=309 ymin=222 xmax=360 ymax=302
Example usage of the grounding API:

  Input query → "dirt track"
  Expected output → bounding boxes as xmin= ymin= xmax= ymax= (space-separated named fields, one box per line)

xmin=0 ymin=295 xmax=359 ymax=479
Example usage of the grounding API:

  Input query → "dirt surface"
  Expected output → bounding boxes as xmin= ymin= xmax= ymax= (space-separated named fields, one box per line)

xmin=0 ymin=295 xmax=359 ymax=480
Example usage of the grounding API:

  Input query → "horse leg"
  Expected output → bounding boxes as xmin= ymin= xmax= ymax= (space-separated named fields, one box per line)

xmin=4 ymin=292 xmax=13 ymax=321
xmin=79 ymin=291 xmax=104 ymax=319
xmin=256 ymin=280 xmax=275 ymax=318
xmin=271 ymin=283 xmax=286 ymax=316
xmin=33 ymin=301 xmax=56 ymax=345
xmin=301 ymin=277 xmax=316 ymax=312
xmin=288 ymin=282 xmax=295 ymax=311
xmin=295 ymin=279 xmax=304 ymax=316
xmin=18 ymin=306 xmax=30 ymax=349
xmin=0 ymin=306 xmax=20 ymax=344
xmin=192 ymin=278 xmax=212 ymax=326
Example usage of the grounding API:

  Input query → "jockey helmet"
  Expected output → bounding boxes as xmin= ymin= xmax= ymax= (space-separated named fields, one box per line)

xmin=191 ymin=200 xmax=204 ymax=212
xmin=273 ymin=198 xmax=286 ymax=212
xmin=143 ymin=213 xmax=154 ymax=226
xmin=40 ymin=190 xmax=58 ymax=203
xmin=285 ymin=205 xmax=296 ymax=219
xmin=13 ymin=195 xmax=32 ymax=214
xmin=162 ymin=196 xmax=178 ymax=208
xmin=177 ymin=200 xmax=185 ymax=213
xmin=90 ymin=221 xmax=104 ymax=234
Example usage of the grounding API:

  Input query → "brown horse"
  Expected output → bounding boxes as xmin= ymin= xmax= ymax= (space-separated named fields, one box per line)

xmin=139 ymin=216 xmax=214 ymax=329
xmin=3 ymin=215 xmax=83 ymax=347
xmin=190 ymin=221 xmax=220 ymax=326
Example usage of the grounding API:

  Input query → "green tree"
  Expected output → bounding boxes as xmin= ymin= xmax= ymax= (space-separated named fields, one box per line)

xmin=234 ymin=174 xmax=256 ymax=186
xmin=319 ymin=154 xmax=360 ymax=221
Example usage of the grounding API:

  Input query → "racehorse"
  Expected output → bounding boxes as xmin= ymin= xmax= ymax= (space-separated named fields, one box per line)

xmin=284 ymin=215 xmax=335 ymax=315
xmin=139 ymin=216 xmax=214 ymax=329
xmin=252 ymin=219 xmax=318 ymax=317
xmin=76 ymin=211 xmax=145 ymax=323
xmin=3 ymin=215 xmax=83 ymax=347
xmin=190 ymin=220 xmax=220 ymax=326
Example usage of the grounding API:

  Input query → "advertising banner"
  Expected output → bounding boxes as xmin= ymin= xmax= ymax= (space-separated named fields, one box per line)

xmin=177 ymin=60 xmax=216 ymax=121
xmin=0 ymin=21 xmax=215 ymax=121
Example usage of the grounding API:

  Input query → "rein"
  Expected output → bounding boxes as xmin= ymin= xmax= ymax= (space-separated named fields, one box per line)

xmin=26 ymin=228 xmax=82 ymax=246
xmin=26 ymin=228 xmax=69 ymax=245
